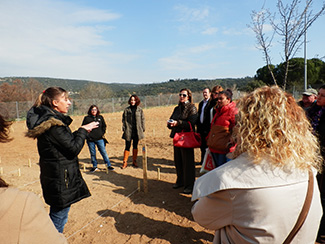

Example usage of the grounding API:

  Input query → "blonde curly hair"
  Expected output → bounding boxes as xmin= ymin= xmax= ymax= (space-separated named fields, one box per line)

xmin=233 ymin=86 xmax=322 ymax=171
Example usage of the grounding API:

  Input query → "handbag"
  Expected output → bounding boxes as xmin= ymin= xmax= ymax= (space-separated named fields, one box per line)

xmin=283 ymin=170 xmax=313 ymax=243
xmin=173 ymin=122 xmax=201 ymax=148
xmin=207 ymin=124 xmax=231 ymax=151
xmin=200 ymin=148 xmax=216 ymax=173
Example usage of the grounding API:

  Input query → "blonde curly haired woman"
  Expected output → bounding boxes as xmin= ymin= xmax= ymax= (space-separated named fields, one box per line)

xmin=192 ymin=86 xmax=322 ymax=244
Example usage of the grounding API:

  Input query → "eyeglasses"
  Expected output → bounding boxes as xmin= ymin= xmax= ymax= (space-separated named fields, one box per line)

xmin=91 ymin=108 xmax=97 ymax=111
xmin=179 ymin=93 xmax=188 ymax=97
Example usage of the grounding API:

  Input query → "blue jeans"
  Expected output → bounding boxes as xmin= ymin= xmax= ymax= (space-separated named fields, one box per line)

xmin=211 ymin=152 xmax=230 ymax=168
xmin=87 ymin=139 xmax=111 ymax=167
xmin=49 ymin=206 xmax=70 ymax=233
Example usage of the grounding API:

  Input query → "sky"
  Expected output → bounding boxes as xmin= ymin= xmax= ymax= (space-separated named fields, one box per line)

xmin=0 ymin=0 xmax=324 ymax=84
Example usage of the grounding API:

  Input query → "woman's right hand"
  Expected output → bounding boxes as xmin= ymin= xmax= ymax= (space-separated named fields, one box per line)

xmin=168 ymin=120 xmax=178 ymax=127
xmin=81 ymin=122 xmax=99 ymax=132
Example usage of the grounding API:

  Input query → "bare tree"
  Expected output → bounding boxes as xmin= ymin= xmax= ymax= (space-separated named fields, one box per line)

xmin=250 ymin=8 xmax=277 ymax=86
xmin=250 ymin=0 xmax=325 ymax=90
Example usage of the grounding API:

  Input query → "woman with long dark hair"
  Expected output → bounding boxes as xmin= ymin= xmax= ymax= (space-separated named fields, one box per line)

xmin=121 ymin=95 xmax=145 ymax=169
xmin=82 ymin=105 xmax=114 ymax=172
xmin=26 ymin=87 xmax=98 ymax=233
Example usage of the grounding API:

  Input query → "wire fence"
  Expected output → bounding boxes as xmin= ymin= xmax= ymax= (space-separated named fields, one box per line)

xmin=1 ymin=89 xmax=304 ymax=121
xmin=2 ymin=92 xmax=240 ymax=121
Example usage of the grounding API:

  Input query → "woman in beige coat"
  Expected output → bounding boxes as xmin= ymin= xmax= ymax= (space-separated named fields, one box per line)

xmin=192 ymin=86 xmax=322 ymax=243
xmin=0 ymin=180 xmax=67 ymax=244
xmin=0 ymin=114 xmax=67 ymax=243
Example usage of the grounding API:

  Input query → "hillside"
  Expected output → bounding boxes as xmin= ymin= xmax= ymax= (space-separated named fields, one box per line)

xmin=0 ymin=76 xmax=253 ymax=97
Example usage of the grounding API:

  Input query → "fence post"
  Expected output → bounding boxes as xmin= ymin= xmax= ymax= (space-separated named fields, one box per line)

xmin=142 ymin=145 xmax=148 ymax=193
xmin=112 ymin=98 xmax=115 ymax=113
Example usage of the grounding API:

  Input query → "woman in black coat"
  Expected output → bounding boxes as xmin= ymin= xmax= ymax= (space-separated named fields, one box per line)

xmin=167 ymin=88 xmax=198 ymax=194
xmin=26 ymin=87 xmax=98 ymax=233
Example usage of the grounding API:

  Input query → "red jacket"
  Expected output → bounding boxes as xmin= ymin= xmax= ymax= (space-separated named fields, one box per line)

xmin=209 ymin=101 xmax=237 ymax=153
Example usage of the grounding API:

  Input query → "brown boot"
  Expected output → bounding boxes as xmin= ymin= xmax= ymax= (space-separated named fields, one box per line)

xmin=132 ymin=149 xmax=138 ymax=168
xmin=121 ymin=150 xmax=129 ymax=169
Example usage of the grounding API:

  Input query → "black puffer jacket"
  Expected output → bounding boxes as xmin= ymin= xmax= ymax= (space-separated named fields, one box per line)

xmin=168 ymin=102 xmax=198 ymax=138
xmin=26 ymin=105 xmax=90 ymax=209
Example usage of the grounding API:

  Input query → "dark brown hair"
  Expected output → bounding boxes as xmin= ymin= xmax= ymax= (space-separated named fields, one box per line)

xmin=0 ymin=177 xmax=8 ymax=187
xmin=180 ymin=88 xmax=193 ymax=104
xmin=128 ymin=95 xmax=141 ymax=106
xmin=219 ymin=89 xmax=233 ymax=102
xmin=87 ymin=105 xmax=100 ymax=116
xmin=0 ymin=114 xmax=12 ymax=143
xmin=0 ymin=113 xmax=12 ymax=187
xmin=34 ymin=87 xmax=67 ymax=108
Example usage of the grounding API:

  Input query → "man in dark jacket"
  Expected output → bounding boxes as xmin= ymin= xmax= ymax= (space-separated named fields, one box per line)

xmin=298 ymin=88 xmax=317 ymax=112
xmin=197 ymin=87 xmax=211 ymax=165
xmin=308 ymin=84 xmax=325 ymax=243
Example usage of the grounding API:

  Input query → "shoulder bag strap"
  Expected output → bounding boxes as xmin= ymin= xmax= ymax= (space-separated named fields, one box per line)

xmin=283 ymin=170 xmax=314 ymax=244
xmin=187 ymin=121 xmax=194 ymax=132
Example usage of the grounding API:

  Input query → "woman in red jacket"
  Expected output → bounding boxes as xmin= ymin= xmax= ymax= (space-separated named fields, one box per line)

xmin=208 ymin=89 xmax=237 ymax=167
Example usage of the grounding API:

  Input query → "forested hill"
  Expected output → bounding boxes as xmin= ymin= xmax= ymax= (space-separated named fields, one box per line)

xmin=0 ymin=76 xmax=253 ymax=97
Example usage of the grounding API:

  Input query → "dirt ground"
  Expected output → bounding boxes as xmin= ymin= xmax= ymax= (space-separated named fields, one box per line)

xmin=0 ymin=105 xmax=214 ymax=243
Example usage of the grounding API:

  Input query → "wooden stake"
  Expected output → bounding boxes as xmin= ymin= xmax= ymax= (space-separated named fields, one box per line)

xmin=157 ymin=167 xmax=161 ymax=180
xmin=138 ymin=180 xmax=141 ymax=192
xmin=142 ymin=145 xmax=148 ymax=193
xmin=28 ymin=159 xmax=32 ymax=167
xmin=0 ymin=167 xmax=3 ymax=175
xmin=106 ymin=167 xmax=109 ymax=174
xmin=18 ymin=168 xmax=21 ymax=177
xmin=83 ymin=164 xmax=86 ymax=172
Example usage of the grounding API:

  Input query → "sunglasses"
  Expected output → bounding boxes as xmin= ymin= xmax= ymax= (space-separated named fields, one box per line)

xmin=179 ymin=93 xmax=188 ymax=97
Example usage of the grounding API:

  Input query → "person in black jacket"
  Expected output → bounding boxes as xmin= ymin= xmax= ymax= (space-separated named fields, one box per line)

xmin=167 ymin=88 xmax=198 ymax=194
xmin=26 ymin=87 xmax=98 ymax=233
xmin=308 ymin=84 xmax=325 ymax=243
xmin=82 ymin=105 xmax=114 ymax=172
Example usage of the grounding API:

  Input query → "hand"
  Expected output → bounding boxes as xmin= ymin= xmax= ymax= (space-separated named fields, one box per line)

xmin=168 ymin=120 xmax=178 ymax=127
xmin=81 ymin=122 xmax=99 ymax=132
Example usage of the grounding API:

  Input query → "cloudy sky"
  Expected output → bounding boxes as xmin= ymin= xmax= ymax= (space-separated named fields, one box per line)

xmin=0 ymin=0 xmax=324 ymax=84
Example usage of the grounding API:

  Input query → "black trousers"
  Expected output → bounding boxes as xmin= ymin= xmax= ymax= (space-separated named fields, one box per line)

xmin=124 ymin=135 xmax=139 ymax=151
xmin=199 ymin=131 xmax=209 ymax=164
xmin=173 ymin=146 xmax=195 ymax=190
